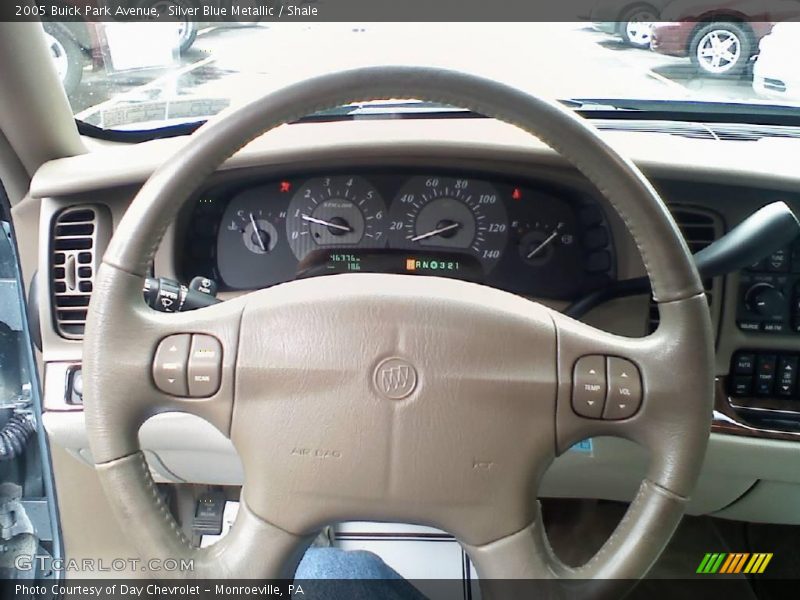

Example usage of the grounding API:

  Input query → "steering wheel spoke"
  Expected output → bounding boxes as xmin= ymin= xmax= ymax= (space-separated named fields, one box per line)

xmin=464 ymin=477 xmax=687 ymax=595
xmin=551 ymin=293 xmax=714 ymax=497
xmin=96 ymin=451 xmax=313 ymax=579
xmin=84 ymin=263 xmax=245 ymax=463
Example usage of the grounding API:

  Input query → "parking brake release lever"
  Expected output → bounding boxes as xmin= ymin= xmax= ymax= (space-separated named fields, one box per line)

xmin=143 ymin=276 xmax=221 ymax=313
xmin=566 ymin=201 xmax=800 ymax=318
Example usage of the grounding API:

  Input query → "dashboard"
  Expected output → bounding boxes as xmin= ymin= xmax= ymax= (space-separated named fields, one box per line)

xmin=183 ymin=171 xmax=615 ymax=299
xmin=25 ymin=116 xmax=800 ymax=527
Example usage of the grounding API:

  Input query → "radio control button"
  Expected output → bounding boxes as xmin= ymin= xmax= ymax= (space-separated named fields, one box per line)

xmin=745 ymin=283 xmax=785 ymax=319
xmin=603 ymin=357 xmax=642 ymax=420
xmin=767 ymin=249 xmax=789 ymax=272
xmin=187 ymin=334 xmax=222 ymax=397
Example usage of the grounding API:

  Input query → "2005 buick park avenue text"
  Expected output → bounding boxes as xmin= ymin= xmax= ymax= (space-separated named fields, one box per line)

xmin=15 ymin=4 xmax=159 ymax=17
xmin=14 ymin=3 xmax=318 ymax=17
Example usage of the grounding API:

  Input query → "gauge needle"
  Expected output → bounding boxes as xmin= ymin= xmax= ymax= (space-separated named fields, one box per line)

xmin=301 ymin=214 xmax=352 ymax=232
xmin=249 ymin=212 xmax=266 ymax=251
xmin=527 ymin=229 xmax=560 ymax=259
xmin=411 ymin=222 xmax=461 ymax=242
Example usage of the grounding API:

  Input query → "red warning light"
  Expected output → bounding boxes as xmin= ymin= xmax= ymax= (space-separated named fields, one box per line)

xmin=280 ymin=181 xmax=292 ymax=193
xmin=512 ymin=188 xmax=522 ymax=201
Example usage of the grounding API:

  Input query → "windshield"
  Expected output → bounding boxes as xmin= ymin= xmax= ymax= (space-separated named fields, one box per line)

xmin=45 ymin=20 xmax=800 ymax=132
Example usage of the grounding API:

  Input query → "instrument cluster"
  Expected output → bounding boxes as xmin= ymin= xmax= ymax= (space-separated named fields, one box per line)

xmin=183 ymin=171 xmax=616 ymax=299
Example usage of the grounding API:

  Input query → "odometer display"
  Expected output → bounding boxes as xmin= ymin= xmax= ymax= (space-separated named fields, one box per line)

xmin=297 ymin=248 xmax=483 ymax=281
xmin=388 ymin=176 xmax=509 ymax=272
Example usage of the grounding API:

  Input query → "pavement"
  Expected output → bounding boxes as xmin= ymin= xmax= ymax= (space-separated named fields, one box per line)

xmin=69 ymin=23 xmax=761 ymax=129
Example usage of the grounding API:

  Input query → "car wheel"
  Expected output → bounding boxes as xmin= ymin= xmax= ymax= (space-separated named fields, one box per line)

xmin=689 ymin=22 xmax=752 ymax=77
xmin=619 ymin=5 xmax=657 ymax=48
xmin=43 ymin=29 xmax=83 ymax=96
xmin=143 ymin=0 xmax=199 ymax=53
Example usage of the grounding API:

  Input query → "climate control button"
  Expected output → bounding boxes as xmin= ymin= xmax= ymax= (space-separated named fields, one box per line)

xmin=755 ymin=354 xmax=777 ymax=396
xmin=776 ymin=355 xmax=798 ymax=397
xmin=572 ymin=355 xmax=606 ymax=418
xmin=153 ymin=334 xmax=191 ymax=396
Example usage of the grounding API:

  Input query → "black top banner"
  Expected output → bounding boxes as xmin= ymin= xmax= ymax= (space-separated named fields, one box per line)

xmin=3 ymin=0 xmax=800 ymax=23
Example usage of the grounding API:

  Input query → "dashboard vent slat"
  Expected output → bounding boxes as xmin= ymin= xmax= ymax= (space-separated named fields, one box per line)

xmin=51 ymin=205 xmax=111 ymax=339
xmin=649 ymin=207 xmax=723 ymax=333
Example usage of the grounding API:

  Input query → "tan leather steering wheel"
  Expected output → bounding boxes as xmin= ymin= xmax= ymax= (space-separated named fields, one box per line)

xmin=83 ymin=67 xmax=714 ymax=593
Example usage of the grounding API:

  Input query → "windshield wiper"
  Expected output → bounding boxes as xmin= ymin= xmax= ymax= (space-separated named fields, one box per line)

xmin=559 ymin=99 xmax=639 ymax=111
xmin=77 ymin=95 xmax=800 ymax=143
xmin=304 ymin=99 xmax=636 ymax=123
xmin=75 ymin=101 xmax=478 ymax=141
xmin=301 ymin=101 xmax=477 ymax=122
xmin=320 ymin=99 xmax=637 ymax=117
xmin=315 ymin=101 xmax=466 ymax=115
xmin=561 ymin=98 xmax=800 ymax=127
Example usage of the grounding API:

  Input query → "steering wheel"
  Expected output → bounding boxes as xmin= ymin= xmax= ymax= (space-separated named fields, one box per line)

xmin=83 ymin=67 xmax=714 ymax=592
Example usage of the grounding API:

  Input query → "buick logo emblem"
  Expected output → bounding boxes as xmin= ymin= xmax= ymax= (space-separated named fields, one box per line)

xmin=374 ymin=358 xmax=417 ymax=399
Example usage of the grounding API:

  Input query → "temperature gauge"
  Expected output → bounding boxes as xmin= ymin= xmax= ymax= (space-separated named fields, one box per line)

xmin=240 ymin=212 xmax=279 ymax=254
xmin=216 ymin=184 xmax=294 ymax=290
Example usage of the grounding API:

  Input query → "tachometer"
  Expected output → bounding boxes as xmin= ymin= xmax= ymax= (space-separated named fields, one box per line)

xmin=285 ymin=176 xmax=388 ymax=260
xmin=388 ymin=176 xmax=509 ymax=271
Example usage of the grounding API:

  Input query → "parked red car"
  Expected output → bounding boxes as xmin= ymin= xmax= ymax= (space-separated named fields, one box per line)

xmin=651 ymin=20 xmax=772 ymax=77
xmin=650 ymin=0 xmax=800 ymax=77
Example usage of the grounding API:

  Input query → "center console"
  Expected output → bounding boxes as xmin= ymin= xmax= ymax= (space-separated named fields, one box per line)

xmin=736 ymin=239 xmax=800 ymax=334
xmin=727 ymin=240 xmax=800 ymax=431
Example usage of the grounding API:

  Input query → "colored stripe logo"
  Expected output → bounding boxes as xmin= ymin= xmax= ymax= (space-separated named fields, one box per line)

xmin=697 ymin=553 xmax=773 ymax=574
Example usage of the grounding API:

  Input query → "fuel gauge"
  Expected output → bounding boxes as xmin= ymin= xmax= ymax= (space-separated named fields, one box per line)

xmin=518 ymin=221 xmax=575 ymax=266
xmin=488 ymin=186 xmax=609 ymax=299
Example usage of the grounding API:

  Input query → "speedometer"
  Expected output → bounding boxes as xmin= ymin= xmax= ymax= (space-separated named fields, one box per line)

xmin=285 ymin=176 xmax=388 ymax=260
xmin=388 ymin=176 xmax=509 ymax=271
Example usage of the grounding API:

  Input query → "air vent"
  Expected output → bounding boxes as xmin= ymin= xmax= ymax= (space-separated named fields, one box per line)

xmin=51 ymin=205 xmax=111 ymax=339
xmin=649 ymin=207 xmax=723 ymax=333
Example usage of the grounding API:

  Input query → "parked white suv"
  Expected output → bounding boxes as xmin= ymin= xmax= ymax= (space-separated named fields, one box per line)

xmin=753 ymin=22 xmax=800 ymax=100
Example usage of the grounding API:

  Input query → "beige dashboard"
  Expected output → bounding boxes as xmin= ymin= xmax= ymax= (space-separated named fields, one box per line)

xmin=17 ymin=117 xmax=800 ymax=524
